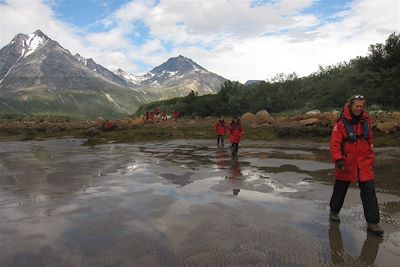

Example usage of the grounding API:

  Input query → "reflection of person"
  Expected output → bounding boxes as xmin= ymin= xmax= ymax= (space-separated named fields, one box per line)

xmin=228 ymin=117 xmax=244 ymax=157
xmin=214 ymin=116 xmax=227 ymax=147
xmin=216 ymin=147 xmax=227 ymax=170
xmin=227 ymin=158 xmax=243 ymax=195
xmin=329 ymin=95 xmax=383 ymax=236
xmin=329 ymin=223 xmax=381 ymax=265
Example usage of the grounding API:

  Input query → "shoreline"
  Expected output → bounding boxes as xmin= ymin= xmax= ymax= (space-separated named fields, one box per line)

xmin=0 ymin=117 xmax=399 ymax=147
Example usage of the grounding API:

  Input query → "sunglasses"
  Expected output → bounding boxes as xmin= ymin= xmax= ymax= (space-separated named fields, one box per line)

xmin=352 ymin=95 xmax=364 ymax=100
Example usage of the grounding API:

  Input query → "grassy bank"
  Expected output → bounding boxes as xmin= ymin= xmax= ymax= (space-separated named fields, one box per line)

xmin=1 ymin=118 xmax=399 ymax=147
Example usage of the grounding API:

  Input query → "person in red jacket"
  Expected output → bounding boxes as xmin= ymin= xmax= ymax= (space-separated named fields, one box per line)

xmin=329 ymin=95 xmax=383 ymax=236
xmin=214 ymin=116 xmax=227 ymax=147
xmin=228 ymin=117 xmax=244 ymax=157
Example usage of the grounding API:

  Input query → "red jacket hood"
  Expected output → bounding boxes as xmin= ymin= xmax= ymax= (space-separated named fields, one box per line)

xmin=343 ymin=104 xmax=369 ymax=121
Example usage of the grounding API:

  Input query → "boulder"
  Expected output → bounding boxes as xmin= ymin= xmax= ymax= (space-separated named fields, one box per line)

xmin=306 ymin=110 xmax=321 ymax=116
xmin=129 ymin=118 xmax=145 ymax=127
xmin=114 ymin=119 xmax=129 ymax=129
xmin=255 ymin=110 xmax=274 ymax=124
xmin=85 ymin=127 xmax=99 ymax=137
xmin=319 ymin=112 xmax=337 ymax=126
xmin=392 ymin=111 xmax=400 ymax=123
xmin=376 ymin=122 xmax=398 ymax=134
xmin=331 ymin=110 xmax=340 ymax=122
xmin=299 ymin=118 xmax=320 ymax=126
xmin=240 ymin=112 xmax=257 ymax=127
xmin=95 ymin=117 xmax=105 ymax=129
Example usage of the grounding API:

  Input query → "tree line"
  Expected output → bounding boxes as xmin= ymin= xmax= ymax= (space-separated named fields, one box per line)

xmin=136 ymin=33 xmax=400 ymax=117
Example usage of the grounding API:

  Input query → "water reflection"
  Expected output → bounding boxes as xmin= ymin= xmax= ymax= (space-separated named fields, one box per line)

xmin=0 ymin=140 xmax=399 ymax=267
xmin=329 ymin=223 xmax=382 ymax=265
xmin=216 ymin=148 xmax=228 ymax=170
xmin=226 ymin=158 xmax=243 ymax=196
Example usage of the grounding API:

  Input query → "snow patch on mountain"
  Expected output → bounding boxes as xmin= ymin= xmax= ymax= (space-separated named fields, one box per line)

xmin=58 ymin=94 xmax=65 ymax=104
xmin=113 ymin=68 xmax=145 ymax=85
xmin=163 ymin=70 xmax=178 ymax=76
xmin=74 ymin=54 xmax=87 ymax=66
xmin=25 ymin=33 xmax=46 ymax=57
xmin=150 ymin=80 xmax=160 ymax=86
xmin=0 ymin=49 xmax=25 ymax=84
xmin=104 ymin=93 xmax=129 ymax=113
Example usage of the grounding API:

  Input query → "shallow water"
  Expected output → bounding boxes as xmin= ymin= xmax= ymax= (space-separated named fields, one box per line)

xmin=0 ymin=139 xmax=399 ymax=266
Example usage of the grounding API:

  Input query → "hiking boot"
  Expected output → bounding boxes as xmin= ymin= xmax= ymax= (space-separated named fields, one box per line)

xmin=329 ymin=211 xmax=340 ymax=223
xmin=367 ymin=223 xmax=384 ymax=236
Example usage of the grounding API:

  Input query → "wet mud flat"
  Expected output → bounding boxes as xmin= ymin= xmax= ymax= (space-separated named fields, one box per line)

xmin=0 ymin=139 xmax=399 ymax=266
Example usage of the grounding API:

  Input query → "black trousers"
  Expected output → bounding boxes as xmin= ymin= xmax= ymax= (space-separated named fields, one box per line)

xmin=217 ymin=135 xmax=224 ymax=145
xmin=231 ymin=143 xmax=239 ymax=155
xmin=329 ymin=180 xmax=380 ymax=224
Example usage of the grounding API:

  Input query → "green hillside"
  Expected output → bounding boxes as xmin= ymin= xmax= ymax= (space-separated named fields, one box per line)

xmin=136 ymin=33 xmax=400 ymax=117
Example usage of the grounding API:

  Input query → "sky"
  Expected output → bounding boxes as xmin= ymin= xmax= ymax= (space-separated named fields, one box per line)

xmin=0 ymin=0 xmax=399 ymax=83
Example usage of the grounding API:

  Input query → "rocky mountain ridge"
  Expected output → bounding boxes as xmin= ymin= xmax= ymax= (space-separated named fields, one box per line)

xmin=0 ymin=30 xmax=226 ymax=118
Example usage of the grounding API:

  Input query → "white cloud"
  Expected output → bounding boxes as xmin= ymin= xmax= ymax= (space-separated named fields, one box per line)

xmin=113 ymin=0 xmax=153 ymax=21
xmin=143 ymin=0 xmax=316 ymax=43
xmin=157 ymin=0 xmax=399 ymax=82
xmin=85 ymin=27 xmax=132 ymax=51
xmin=138 ymin=39 xmax=165 ymax=54
xmin=101 ymin=51 xmax=139 ymax=72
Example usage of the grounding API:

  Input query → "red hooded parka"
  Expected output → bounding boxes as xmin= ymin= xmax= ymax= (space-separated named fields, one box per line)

xmin=215 ymin=120 xmax=227 ymax=136
xmin=329 ymin=105 xmax=375 ymax=182
xmin=228 ymin=122 xmax=244 ymax=144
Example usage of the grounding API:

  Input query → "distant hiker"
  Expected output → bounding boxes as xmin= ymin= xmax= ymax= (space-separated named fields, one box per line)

xmin=161 ymin=110 xmax=168 ymax=120
xmin=149 ymin=111 xmax=155 ymax=122
xmin=228 ymin=117 xmax=243 ymax=157
xmin=103 ymin=120 xmax=115 ymax=131
xmin=329 ymin=95 xmax=383 ymax=236
xmin=173 ymin=110 xmax=181 ymax=120
xmin=214 ymin=116 xmax=227 ymax=147
xmin=154 ymin=107 xmax=160 ymax=116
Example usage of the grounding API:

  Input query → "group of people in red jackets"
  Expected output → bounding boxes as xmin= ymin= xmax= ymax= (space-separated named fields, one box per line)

xmin=214 ymin=94 xmax=384 ymax=236
xmin=214 ymin=115 xmax=243 ymax=157
xmin=144 ymin=108 xmax=180 ymax=122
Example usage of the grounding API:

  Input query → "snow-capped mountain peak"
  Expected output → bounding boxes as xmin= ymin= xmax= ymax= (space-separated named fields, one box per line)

xmin=24 ymin=30 xmax=49 ymax=57
xmin=113 ymin=55 xmax=225 ymax=93
xmin=150 ymin=55 xmax=205 ymax=76
xmin=113 ymin=68 xmax=146 ymax=85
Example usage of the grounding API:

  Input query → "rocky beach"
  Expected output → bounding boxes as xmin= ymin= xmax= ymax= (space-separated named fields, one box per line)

xmin=0 ymin=110 xmax=399 ymax=146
